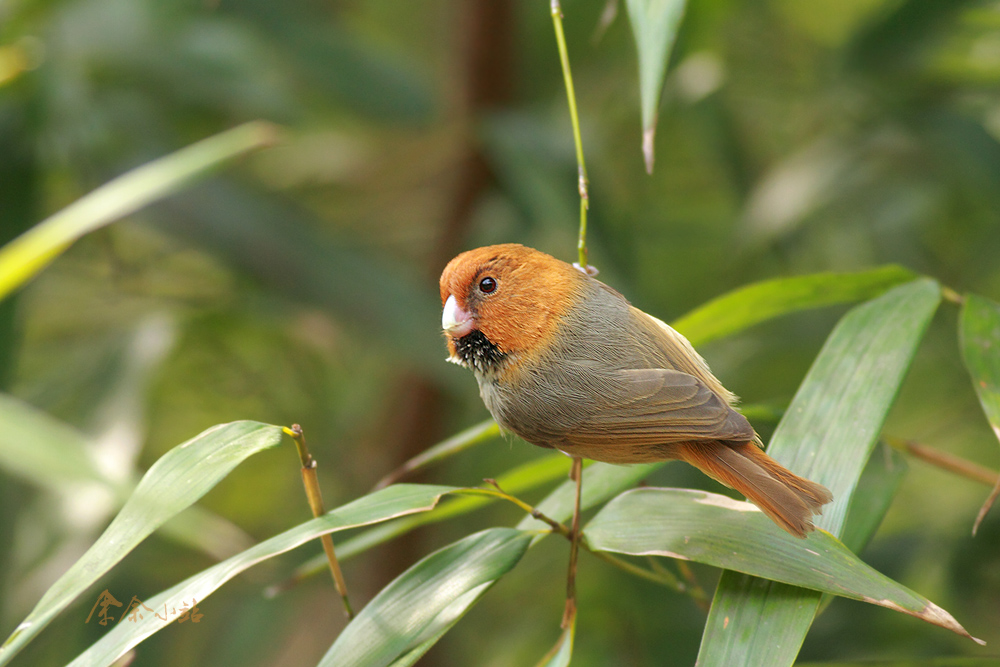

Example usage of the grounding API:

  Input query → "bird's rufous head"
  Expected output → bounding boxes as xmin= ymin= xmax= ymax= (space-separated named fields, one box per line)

xmin=439 ymin=244 xmax=583 ymax=372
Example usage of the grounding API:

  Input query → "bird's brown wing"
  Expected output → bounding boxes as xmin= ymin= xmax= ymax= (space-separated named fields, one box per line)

xmin=562 ymin=368 xmax=755 ymax=449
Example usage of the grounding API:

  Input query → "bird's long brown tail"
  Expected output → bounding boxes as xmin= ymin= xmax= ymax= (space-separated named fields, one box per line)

xmin=677 ymin=441 xmax=833 ymax=538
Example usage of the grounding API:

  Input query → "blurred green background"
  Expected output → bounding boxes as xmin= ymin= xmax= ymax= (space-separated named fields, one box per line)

xmin=2 ymin=0 xmax=1000 ymax=665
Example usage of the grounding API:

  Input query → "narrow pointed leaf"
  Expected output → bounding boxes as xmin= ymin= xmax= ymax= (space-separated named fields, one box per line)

xmin=375 ymin=419 xmax=500 ymax=489
xmin=0 ymin=392 xmax=111 ymax=489
xmin=960 ymin=294 xmax=1000 ymax=434
xmin=672 ymin=265 xmax=916 ymax=346
xmin=67 ymin=483 xmax=460 ymax=667
xmin=840 ymin=446 xmax=907 ymax=554
xmin=536 ymin=621 xmax=575 ymax=667
xmin=319 ymin=528 xmax=533 ymax=667
xmin=584 ymin=487 xmax=977 ymax=642
xmin=625 ymin=0 xmax=688 ymax=172
xmin=813 ymin=446 xmax=908 ymax=619
xmin=158 ymin=505 xmax=255 ymax=561
xmin=0 ymin=421 xmax=284 ymax=666
xmin=959 ymin=294 xmax=1000 ymax=532
xmin=0 ymin=122 xmax=278 ymax=302
xmin=387 ymin=617 xmax=469 ymax=667
xmin=697 ymin=278 xmax=943 ymax=666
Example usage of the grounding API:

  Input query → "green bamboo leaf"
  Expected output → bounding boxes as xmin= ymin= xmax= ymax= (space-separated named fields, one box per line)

xmin=387 ymin=625 xmax=457 ymax=667
xmin=0 ymin=121 xmax=278 ymax=302
xmin=697 ymin=278 xmax=943 ymax=667
xmin=384 ymin=579 xmax=502 ymax=667
xmin=584 ymin=487 xmax=977 ymax=641
xmin=319 ymin=528 xmax=534 ymax=667
xmin=0 ymin=393 xmax=111 ymax=490
xmin=0 ymin=421 xmax=284 ymax=666
xmin=67 ymin=483 xmax=460 ymax=667
xmin=375 ymin=418 xmax=500 ymax=489
xmin=624 ymin=0 xmax=688 ymax=172
xmin=158 ymin=505 xmax=255 ymax=561
xmin=961 ymin=294 xmax=1000 ymax=434
xmin=840 ymin=446 xmax=907 ymax=554
xmin=535 ymin=622 xmax=575 ymax=667
xmin=672 ymin=265 xmax=916 ymax=346
xmin=959 ymin=293 xmax=1000 ymax=533
xmin=812 ymin=446 xmax=908 ymax=619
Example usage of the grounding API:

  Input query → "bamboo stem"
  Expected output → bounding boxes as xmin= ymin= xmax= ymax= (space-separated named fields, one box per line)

xmin=886 ymin=436 xmax=999 ymax=487
xmin=284 ymin=424 xmax=354 ymax=619
xmin=562 ymin=456 xmax=584 ymax=628
xmin=550 ymin=0 xmax=593 ymax=275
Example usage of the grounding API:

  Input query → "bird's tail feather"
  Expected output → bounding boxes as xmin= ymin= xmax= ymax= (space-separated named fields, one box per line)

xmin=678 ymin=441 xmax=833 ymax=538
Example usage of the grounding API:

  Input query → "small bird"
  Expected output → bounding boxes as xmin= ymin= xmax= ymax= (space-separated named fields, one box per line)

xmin=440 ymin=243 xmax=832 ymax=537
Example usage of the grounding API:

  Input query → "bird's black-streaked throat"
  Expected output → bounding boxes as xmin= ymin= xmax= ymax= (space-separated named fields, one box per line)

xmin=450 ymin=329 xmax=507 ymax=375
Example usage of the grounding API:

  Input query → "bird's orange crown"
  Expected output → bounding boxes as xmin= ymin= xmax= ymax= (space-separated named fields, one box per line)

xmin=439 ymin=244 xmax=584 ymax=366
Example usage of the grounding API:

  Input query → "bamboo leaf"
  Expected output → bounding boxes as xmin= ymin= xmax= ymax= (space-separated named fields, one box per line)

xmin=0 ymin=393 xmax=111 ymax=490
xmin=584 ymin=487 xmax=977 ymax=641
xmin=672 ymin=265 xmax=917 ymax=346
xmin=319 ymin=528 xmax=533 ymax=667
xmin=960 ymin=295 xmax=1000 ymax=430
xmin=67 ymin=483 xmax=461 ymax=667
xmin=0 ymin=122 xmax=278 ymax=302
xmin=624 ymin=0 xmax=688 ymax=172
xmin=158 ymin=505 xmax=255 ymax=561
xmin=840 ymin=446 xmax=907 ymax=554
xmin=535 ymin=622 xmax=575 ymax=667
xmin=0 ymin=421 xmax=284 ymax=666
xmin=959 ymin=293 xmax=1000 ymax=533
xmin=696 ymin=278 xmax=944 ymax=666
xmin=375 ymin=418 xmax=500 ymax=489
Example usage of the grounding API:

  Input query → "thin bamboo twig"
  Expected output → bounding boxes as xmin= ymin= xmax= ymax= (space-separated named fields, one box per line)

xmin=885 ymin=436 xmax=999 ymax=487
xmin=562 ymin=457 xmax=584 ymax=629
xmin=482 ymin=479 xmax=571 ymax=537
xmin=592 ymin=552 xmax=707 ymax=602
xmin=973 ymin=477 xmax=1000 ymax=536
xmin=550 ymin=0 xmax=593 ymax=275
xmin=673 ymin=560 xmax=710 ymax=610
xmin=941 ymin=285 xmax=965 ymax=305
xmin=284 ymin=424 xmax=354 ymax=619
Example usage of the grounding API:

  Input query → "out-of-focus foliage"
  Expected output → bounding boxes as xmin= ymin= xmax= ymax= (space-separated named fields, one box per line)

xmin=1 ymin=0 xmax=1000 ymax=666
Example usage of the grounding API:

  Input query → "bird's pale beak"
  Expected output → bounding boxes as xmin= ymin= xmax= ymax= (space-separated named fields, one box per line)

xmin=442 ymin=294 xmax=474 ymax=337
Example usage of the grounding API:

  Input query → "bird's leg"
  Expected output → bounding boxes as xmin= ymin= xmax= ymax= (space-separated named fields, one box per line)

xmin=562 ymin=456 xmax=584 ymax=628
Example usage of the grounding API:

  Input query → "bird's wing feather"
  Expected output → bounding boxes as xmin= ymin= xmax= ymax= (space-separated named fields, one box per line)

xmin=562 ymin=368 xmax=755 ymax=447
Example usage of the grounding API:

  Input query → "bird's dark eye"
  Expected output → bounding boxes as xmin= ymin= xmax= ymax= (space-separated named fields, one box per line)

xmin=478 ymin=276 xmax=497 ymax=294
